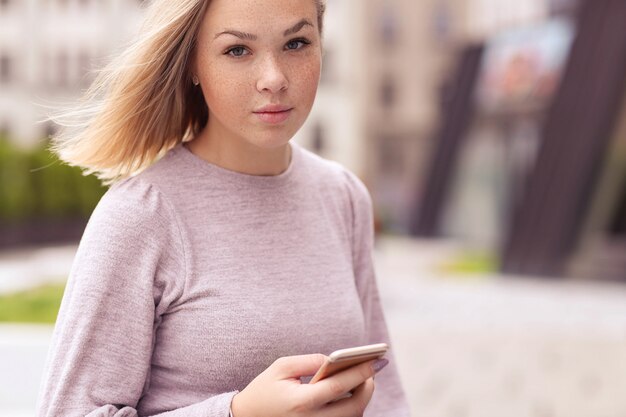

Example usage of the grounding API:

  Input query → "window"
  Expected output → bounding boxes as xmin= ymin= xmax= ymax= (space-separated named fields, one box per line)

xmin=380 ymin=74 xmax=396 ymax=109
xmin=56 ymin=52 xmax=69 ymax=88
xmin=44 ymin=122 xmax=58 ymax=139
xmin=0 ymin=122 xmax=10 ymax=140
xmin=0 ymin=55 xmax=12 ymax=84
xmin=311 ymin=122 xmax=326 ymax=154
xmin=549 ymin=0 xmax=580 ymax=18
xmin=379 ymin=4 xmax=398 ymax=46
xmin=377 ymin=135 xmax=405 ymax=176
xmin=78 ymin=51 xmax=92 ymax=85
xmin=320 ymin=49 xmax=334 ymax=85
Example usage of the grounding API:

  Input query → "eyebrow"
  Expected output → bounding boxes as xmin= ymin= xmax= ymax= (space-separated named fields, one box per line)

xmin=215 ymin=30 xmax=258 ymax=41
xmin=283 ymin=18 xmax=314 ymax=36
xmin=214 ymin=18 xmax=314 ymax=41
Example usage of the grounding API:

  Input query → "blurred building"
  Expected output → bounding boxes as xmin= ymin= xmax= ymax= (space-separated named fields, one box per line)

xmin=571 ymin=95 xmax=626 ymax=281
xmin=5 ymin=0 xmax=622 ymax=283
xmin=408 ymin=0 xmax=626 ymax=281
xmin=0 ymin=0 xmax=144 ymax=147
xmin=0 ymin=0 xmax=367 ymax=176
xmin=293 ymin=0 xmax=368 ymax=176
xmin=361 ymin=0 xmax=568 ymax=232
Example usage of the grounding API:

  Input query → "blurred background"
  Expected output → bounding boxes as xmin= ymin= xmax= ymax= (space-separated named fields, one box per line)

xmin=1 ymin=0 xmax=626 ymax=416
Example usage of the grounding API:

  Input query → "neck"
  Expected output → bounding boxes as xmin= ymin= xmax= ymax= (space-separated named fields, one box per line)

xmin=185 ymin=125 xmax=292 ymax=176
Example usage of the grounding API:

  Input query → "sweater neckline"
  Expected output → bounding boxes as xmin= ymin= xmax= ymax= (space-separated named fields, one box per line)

xmin=173 ymin=141 xmax=301 ymax=189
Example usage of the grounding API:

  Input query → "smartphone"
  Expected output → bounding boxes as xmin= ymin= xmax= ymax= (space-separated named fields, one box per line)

xmin=309 ymin=343 xmax=388 ymax=384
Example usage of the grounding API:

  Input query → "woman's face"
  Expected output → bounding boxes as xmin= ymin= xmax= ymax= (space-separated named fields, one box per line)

xmin=193 ymin=0 xmax=322 ymax=151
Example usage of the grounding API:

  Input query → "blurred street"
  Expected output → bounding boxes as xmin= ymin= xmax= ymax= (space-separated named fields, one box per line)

xmin=2 ymin=236 xmax=626 ymax=417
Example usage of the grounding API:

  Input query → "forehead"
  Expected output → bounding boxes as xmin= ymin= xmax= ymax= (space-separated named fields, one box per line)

xmin=201 ymin=0 xmax=318 ymax=33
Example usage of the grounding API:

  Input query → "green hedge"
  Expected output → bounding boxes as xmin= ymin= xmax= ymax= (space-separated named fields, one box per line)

xmin=0 ymin=283 xmax=66 ymax=324
xmin=0 ymin=137 xmax=107 ymax=223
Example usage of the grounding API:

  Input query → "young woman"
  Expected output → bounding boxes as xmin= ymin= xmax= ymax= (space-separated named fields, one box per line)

xmin=36 ymin=0 xmax=411 ymax=416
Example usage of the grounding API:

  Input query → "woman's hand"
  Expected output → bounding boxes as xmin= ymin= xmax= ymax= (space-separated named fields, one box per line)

xmin=231 ymin=353 xmax=385 ymax=417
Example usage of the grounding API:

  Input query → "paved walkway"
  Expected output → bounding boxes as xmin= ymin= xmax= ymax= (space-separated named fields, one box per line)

xmin=375 ymin=238 xmax=626 ymax=417
xmin=0 ymin=244 xmax=76 ymax=294
xmin=0 ymin=324 xmax=52 ymax=416
xmin=2 ymin=237 xmax=626 ymax=416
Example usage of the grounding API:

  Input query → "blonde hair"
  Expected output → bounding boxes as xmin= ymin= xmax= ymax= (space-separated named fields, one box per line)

xmin=51 ymin=0 xmax=326 ymax=186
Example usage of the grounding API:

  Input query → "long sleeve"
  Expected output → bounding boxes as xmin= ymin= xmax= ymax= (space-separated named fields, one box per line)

xmin=35 ymin=179 xmax=237 ymax=417
xmin=344 ymin=171 xmax=412 ymax=417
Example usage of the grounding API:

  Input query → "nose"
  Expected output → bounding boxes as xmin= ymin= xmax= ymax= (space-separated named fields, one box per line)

xmin=256 ymin=54 xmax=288 ymax=94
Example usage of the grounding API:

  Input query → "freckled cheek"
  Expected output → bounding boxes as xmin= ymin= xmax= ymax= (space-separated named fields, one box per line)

xmin=294 ymin=60 xmax=321 ymax=103
xmin=203 ymin=65 xmax=253 ymax=117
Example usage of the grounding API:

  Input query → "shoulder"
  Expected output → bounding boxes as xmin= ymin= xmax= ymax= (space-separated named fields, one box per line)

xmin=296 ymin=147 xmax=375 ymax=259
xmin=81 ymin=172 xmax=188 ymax=282
xmin=96 ymin=143 xmax=191 ymax=222
xmin=86 ymin=178 xmax=171 ymax=244
xmin=88 ymin=147 xmax=188 ymax=241
xmin=299 ymin=146 xmax=373 ymax=214
xmin=296 ymin=144 xmax=372 ymax=205
xmin=296 ymin=145 xmax=374 ymax=233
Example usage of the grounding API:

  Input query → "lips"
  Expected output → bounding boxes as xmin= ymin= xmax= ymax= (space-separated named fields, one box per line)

xmin=253 ymin=105 xmax=293 ymax=124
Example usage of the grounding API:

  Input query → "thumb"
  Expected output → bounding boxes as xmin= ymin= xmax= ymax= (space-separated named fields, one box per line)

xmin=272 ymin=353 xmax=327 ymax=379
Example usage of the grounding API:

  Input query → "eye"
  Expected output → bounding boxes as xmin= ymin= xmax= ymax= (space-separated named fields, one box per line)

xmin=225 ymin=46 xmax=249 ymax=58
xmin=285 ymin=38 xmax=311 ymax=51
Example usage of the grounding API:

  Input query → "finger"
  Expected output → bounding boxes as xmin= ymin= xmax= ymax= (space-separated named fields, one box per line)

xmin=323 ymin=377 xmax=375 ymax=417
xmin=350 ymin=377 xmax=375 ymax=406
xmin=308 ymin=359 xmax=377 ymax=406
xmin=272 ymin=354 xmax=327 ymax=379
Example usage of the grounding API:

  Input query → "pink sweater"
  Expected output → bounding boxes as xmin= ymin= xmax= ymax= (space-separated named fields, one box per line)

xmin=36 ymin=142 xmax=411 ymax=416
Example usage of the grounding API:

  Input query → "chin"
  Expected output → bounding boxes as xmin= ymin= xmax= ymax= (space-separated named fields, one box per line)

xmin=248 ymin=127 xmax=301 ymax=150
